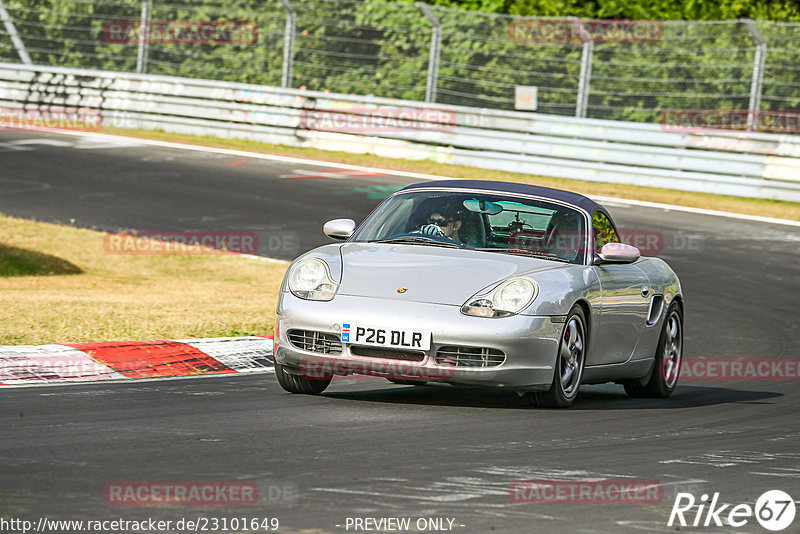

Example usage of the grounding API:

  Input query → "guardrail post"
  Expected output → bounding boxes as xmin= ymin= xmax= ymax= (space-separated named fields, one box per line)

xmin=135 ymin=0 xmax=151 ymax=74
xmin=574 ymin=19 xmax=593 ymax=118
xmin=279 ymin=0 xmax=296 ymax=88
xmin=0 ymin=0 xmax=32 ymax=65
xmin=417 ymin=2 xmax=441 ymax=103
xmin=742 ymin=18 xmax=766 ymax=131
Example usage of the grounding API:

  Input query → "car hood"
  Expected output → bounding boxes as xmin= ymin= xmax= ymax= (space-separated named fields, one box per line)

xmin=336 ymin=243 xmax=563 ymax=305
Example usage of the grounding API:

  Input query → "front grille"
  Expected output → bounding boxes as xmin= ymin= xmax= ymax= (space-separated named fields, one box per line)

xmin=349 ymin=346 xmax=425 ymax=361
xmin=287 ymin=329 xmax=342 ymax=355
xmin=434 ymin=346 xmax=506 ymax=367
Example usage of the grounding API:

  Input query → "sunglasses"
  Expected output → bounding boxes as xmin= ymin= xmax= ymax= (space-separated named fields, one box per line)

xmin=428 ymin=217 xmax=453 ymax=226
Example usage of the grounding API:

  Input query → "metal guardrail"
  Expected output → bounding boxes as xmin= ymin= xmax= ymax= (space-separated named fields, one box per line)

xmin=2 ymin=63 xmax=800 ymax=202
xmin=2 ymin=1 xmax=799 ymax=124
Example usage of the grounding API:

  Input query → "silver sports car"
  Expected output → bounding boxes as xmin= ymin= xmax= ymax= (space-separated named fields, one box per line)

xmin=273 ymin=180 xmax=683 ymax=407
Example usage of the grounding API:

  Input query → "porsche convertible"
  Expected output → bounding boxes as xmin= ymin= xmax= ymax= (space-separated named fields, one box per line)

xmin=273 ymin=180 xmax=684 ymax=407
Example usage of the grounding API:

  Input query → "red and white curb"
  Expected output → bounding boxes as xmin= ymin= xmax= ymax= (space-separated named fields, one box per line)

xmin=0 ymin=336 xmax=273 ymax=387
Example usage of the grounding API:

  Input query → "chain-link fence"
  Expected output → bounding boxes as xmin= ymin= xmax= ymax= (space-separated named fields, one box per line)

xmin=1 ymin=0 xmax=798 ymax=126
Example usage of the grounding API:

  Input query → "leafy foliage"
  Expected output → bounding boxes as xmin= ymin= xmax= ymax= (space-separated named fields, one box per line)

xmin=0 ymin=0 xmax=798 ymax=124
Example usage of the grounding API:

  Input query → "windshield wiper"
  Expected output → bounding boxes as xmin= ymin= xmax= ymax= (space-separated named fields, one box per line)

xmin=476 ymin=248 xmax=571 ymax=262
xmin=369 ymin=236 xmax=464 ymax=248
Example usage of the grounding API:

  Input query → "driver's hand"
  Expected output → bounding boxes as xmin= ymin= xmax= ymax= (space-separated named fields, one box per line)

xmin=418 ymin=224 xmax=445 ymax=237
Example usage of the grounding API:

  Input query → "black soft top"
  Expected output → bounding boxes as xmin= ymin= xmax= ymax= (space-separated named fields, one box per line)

xmin=399 ymin=180 xmax=610 ymax=217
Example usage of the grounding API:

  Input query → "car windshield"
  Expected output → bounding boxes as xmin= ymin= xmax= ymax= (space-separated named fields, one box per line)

xmin=350 ymin=190 xmax=588 ymax=264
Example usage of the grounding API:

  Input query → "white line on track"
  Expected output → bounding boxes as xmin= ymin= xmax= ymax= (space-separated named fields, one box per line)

xmin=28 ymin=129 xmax=800 ymax=229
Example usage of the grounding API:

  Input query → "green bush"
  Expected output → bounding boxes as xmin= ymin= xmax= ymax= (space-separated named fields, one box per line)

xmin=1 ymin=0 xmax=797 ymax=124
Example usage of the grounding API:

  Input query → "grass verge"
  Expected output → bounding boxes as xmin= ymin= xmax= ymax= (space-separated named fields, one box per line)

xmin=101 ymin=126 xmax=800 ymax=221
xmin=0 ymin=214 xmax=286 ymax=345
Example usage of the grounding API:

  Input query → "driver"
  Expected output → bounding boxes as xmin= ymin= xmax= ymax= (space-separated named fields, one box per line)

xmin=417 ymin=207 xmax=464 ymax=242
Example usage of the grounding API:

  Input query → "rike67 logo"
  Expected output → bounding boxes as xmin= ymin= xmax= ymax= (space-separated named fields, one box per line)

xmin=669 ymin=490 xmax=796 ymax=531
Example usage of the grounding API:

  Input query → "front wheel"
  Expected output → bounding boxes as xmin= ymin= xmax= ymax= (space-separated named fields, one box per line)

xmin=624 ymin=302 xmax=683 ymax=398
xmin=274 ymin=361 xmax=331 ymax=395
xmin=531 ymin=305 xmax=587 ymax=408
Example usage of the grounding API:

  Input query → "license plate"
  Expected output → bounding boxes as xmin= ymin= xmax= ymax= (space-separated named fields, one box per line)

xmin=341 ymin=324 xmax=431 ymax=351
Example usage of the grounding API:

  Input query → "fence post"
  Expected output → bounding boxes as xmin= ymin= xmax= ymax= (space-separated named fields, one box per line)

xmin=279 ymin=0 xmax=296 ymax=89
xmin=0 ymin=0 xmax=32 ymax=64
xmin=135 ymin=0 xmax=151 ymax=74
xmin=574 ymin=19 xmax=593 ymax=118
xmin=417 ymin=3 xmax=441 ymax=103
xmin=742 ymin=18 xmax=766 ymax=131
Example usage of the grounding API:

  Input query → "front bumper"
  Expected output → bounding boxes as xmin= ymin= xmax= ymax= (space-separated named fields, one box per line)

xmin=275 ymin=292 xmax=563 ymax=391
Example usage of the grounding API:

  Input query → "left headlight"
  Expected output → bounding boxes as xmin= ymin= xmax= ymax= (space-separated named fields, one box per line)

xmin=288 ymin=257 xmax=338 ymax=301
xmin=461 ymin=278 xmax=538 ymax=318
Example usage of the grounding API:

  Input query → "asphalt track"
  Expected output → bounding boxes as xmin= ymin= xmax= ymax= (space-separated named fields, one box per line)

xmin=2 ymin=130 xmax=800 ymax=533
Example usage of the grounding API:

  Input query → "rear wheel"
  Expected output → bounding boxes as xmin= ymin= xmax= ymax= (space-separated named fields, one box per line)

xmin=624 ymin=302 xmax=683 ymax=398
xmin=274 ymin=361 xmax=331 ymax=395
xmin=531 ymin=305 xmax=587 ymax=408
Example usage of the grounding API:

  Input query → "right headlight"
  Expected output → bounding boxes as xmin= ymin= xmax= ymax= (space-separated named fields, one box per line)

xmin=461 ymin=278 xmax=538 ymax=318
xmin=288 ymin=257 xmax=338 ymax=301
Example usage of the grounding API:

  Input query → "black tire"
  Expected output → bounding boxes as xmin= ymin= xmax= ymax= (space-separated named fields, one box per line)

xmin=624 ymin=302 xmax=683 ymax=399
xmin=531 ymin=305 xmax=587 ymax=408
xmin=274 ymin=361 xmax=331 ymax=395
xmin=387 ymin=379 xmax=428 ymax=386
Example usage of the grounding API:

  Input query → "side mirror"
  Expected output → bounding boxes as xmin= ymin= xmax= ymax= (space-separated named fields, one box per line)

xmin=596 ymin=242 xmax=640 ymax=264
xmin=323 ymin=218 xmax=356 ymax=240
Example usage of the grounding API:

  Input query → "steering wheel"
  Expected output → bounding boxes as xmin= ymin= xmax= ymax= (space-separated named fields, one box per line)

xmin=417 ymin=223 xmax=447 ymax=238
xmin=404 ymin=226 xmax=466 ymax=247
